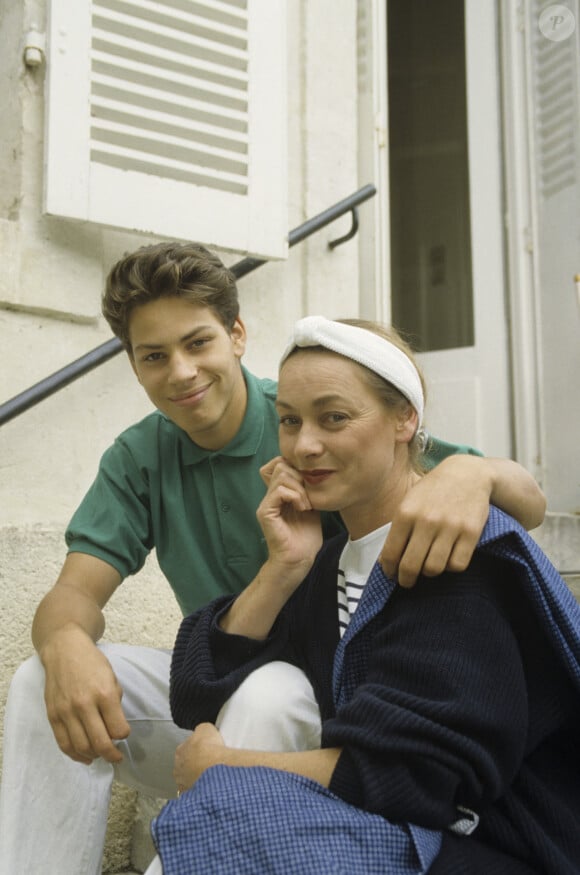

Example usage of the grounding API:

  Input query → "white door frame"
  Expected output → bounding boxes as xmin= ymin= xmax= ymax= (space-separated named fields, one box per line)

xmin=357 ymin=0 xmax=391 ymax=323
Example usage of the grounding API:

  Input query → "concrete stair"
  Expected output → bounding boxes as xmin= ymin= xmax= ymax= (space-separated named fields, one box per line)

xmin=0 ymin=524 xmax=180 ymax=875
xmin=532 ymin=512 xmax=580 ymax=600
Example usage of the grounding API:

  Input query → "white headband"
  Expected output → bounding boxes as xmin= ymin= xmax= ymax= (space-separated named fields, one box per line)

xmin=280 ymin=316 xmax=424 ymax=426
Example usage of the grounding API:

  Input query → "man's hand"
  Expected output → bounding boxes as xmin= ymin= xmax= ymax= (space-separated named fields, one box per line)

xmin=380 ymin=453 xmax=546 ymax=587
xmin=380 ymin=455 xmax=491 ymax=588
xmin=32 ymin=553 xmax=127 ymax=763
xmin=41 ymin=625 xmax=130 ymax=764
xmin=174 ymin=723 xmax=225 ymax=793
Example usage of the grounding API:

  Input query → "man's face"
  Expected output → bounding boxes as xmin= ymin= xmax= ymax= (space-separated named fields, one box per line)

xmin=128 ymin=297 xmax=247 ymax=450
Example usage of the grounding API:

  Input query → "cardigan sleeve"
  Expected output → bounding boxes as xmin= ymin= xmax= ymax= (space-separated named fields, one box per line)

xmin=169 ymin=595 xmax=296 ymax=729
xmin=169 ymin=536 xmax=344 ymax=730
xmin=323 ymin=555 xmax=529 ymax=829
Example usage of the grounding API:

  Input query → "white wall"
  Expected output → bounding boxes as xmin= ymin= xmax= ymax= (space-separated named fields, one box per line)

xmin=500 ymin=0 xmax=580 ymax=514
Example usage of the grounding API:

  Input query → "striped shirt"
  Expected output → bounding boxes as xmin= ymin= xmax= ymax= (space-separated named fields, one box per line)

xmin=337 ymin=522 xmax=392 ymax=637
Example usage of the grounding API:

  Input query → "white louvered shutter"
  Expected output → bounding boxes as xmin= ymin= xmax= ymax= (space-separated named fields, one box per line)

xmin=44 ymin=0 xmax=287 ymax=258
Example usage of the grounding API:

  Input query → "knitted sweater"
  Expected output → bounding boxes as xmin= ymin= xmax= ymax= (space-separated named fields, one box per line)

xmin=170 ymin=507 xmax=580 ymax=873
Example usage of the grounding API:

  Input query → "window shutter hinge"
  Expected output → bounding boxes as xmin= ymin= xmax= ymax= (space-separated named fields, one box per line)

xmin=523 ymin=226 xmax=534 ymax=253
xmin=23 ymin=27 xmax=46 ymax=68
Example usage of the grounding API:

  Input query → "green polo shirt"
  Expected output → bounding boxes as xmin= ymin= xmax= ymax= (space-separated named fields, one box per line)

xmin=66 ymin=367 xmax=481 ymax=616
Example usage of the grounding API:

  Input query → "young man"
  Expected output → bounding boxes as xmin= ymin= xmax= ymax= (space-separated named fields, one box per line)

xmin=0 ymin=242 xmax=545 ymax=875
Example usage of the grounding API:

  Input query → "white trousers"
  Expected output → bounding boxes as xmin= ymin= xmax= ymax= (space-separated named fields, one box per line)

xmin=0 ymin=646 xmax=320 ymax=875
xmin=143 ymin=660 xmax=321 ymax=875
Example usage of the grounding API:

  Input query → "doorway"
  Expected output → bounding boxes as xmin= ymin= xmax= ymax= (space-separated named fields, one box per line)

xmin=360 ymin=0 xmax=512 ymax=456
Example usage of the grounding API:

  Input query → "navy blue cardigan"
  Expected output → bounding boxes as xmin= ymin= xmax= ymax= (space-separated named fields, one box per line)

xmin=170 ymin=508 xmax=580 ymax=874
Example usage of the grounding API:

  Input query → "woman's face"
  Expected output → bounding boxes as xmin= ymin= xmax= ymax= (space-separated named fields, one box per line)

xmin=276 ymin=349 xmax=417 ymax=537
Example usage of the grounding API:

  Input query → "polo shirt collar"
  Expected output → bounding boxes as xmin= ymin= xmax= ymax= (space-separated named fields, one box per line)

xmin=170 ymin=367 xmax=270 ymax=465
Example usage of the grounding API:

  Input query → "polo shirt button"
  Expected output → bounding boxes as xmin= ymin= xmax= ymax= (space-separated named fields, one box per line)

xmin=221 ymin=503 xmax=231 ymax=512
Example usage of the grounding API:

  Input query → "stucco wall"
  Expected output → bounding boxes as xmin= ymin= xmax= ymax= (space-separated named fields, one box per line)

xmin=0 ymin=1 xmax=360 ymax=870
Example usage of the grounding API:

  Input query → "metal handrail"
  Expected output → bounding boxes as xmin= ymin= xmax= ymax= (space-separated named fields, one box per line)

xmin=0 ymin=184 xmax=376 ymax=426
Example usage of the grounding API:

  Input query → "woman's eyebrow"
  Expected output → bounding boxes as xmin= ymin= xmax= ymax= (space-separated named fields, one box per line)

xmin=276 ymin=394 xmax=345 ymax=410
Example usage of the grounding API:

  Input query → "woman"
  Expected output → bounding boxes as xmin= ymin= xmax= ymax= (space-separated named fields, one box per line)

xmin=149 ymin=317 xmax=580 ymax=874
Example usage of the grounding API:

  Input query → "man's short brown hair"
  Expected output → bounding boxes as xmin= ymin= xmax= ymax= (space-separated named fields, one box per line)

xmin=102 ymin=242 xmax=239 ymax=351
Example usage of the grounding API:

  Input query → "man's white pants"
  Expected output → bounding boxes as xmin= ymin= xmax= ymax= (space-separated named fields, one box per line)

xmin=0 ymin=646 xmax=320 ymax=875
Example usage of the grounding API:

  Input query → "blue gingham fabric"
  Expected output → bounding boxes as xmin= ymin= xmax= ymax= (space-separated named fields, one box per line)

xmin=478 ymin=507 xmax=580 ymax=695
xmin=152 ymin=765 xmax=441 ymax=875
xmin=152 ymin=507 xmax=580 ymax=874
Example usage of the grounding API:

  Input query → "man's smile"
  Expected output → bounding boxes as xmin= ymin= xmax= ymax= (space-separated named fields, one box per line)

xmin=170 ymin=385 xmax=211 ymax=407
